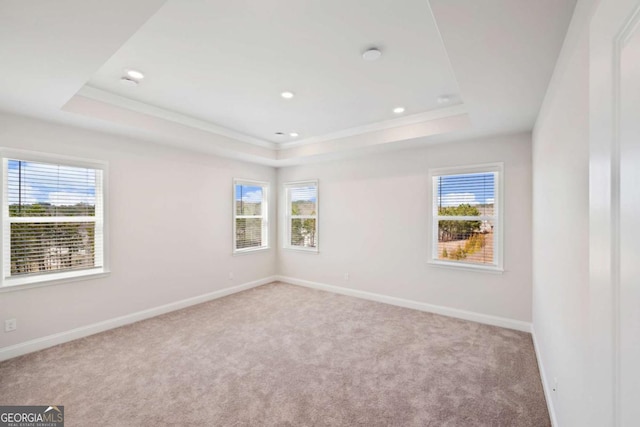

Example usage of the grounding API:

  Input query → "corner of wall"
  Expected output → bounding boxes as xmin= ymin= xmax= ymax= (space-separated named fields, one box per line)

xmin=531 ymin=325 xmax=558 ymax=427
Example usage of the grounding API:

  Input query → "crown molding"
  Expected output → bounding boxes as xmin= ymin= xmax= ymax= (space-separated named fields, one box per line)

xmin=69 ymin=86 xmax=469 ymax=165
xmin=77 ymin=85 xmax=467 ymax=154
xmin=275 ymin=104 xmax=467 ymax=150
xmin=77 ymin=86 xmax=276 ymax=150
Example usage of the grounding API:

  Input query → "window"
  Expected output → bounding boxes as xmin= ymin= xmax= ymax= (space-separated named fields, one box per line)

xmin=284 ymin=181 xmax=318 ymax=252
xmin=429 ymin=163 xmax=503 ymax=271
xmin=233 ymin=179 xmax=269 ymax=253
xmin=1 ymin=151 xmax=107 ymax=288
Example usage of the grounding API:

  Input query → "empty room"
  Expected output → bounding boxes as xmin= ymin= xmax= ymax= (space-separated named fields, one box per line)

xmin=0 ymin=0 xmax=638 ymax=426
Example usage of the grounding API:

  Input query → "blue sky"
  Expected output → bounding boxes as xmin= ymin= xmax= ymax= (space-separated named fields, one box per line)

xmin=10 ymin=162 xmax=488 ymax=208
xmin=235 ymin=185 xmax=317 ymax=203
xmin=437 ymin=172 xmax=495 ymax=206
xmin=235 ymin=185 xmax=263 ymax=203
xmin=8 ymin=160 xmax=96 ymax=206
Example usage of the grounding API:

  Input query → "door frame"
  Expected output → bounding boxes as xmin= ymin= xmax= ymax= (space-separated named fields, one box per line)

xmin=589 ymin=0 xmax=640 ymax=425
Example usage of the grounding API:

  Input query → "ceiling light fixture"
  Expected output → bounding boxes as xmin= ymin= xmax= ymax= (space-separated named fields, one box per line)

xmin=393 ymin=107 xmax=405 ymax=114
xmin=289 ymin=132 xmax=299 ymax=138
xmin=281 ymin=91 xmax=295 ymax=99
xmin=362 ymin=48 xmax=382 ymax=61
xmin=437 ymin=96 xmax=451 ymax=104
xmin=119 ymin=77 xmax=139 ymax=87
xmin=126 ymin=69 xmax=145 ymax=80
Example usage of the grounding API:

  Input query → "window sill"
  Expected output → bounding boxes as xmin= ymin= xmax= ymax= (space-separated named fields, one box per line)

xmin=283 ymin=246 xmax=319 ymax=254
xmin=0 ymin=268 xmax=110 ymax=293
xmin=233 ymin=247 xmax=270 ymax=256
xmin=428 ymin=260 xmax=504 ymax=274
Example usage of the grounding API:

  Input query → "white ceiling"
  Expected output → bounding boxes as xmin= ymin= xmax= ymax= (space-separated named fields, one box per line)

xmin=0 ymin=0 xmax=577 ymax=166
xmin=87 ymin=0 xmax=462 ymax=144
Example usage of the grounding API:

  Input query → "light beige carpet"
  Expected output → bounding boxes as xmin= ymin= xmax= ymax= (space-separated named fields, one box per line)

xmin=0 ymin=282 xmax=549 ymax=426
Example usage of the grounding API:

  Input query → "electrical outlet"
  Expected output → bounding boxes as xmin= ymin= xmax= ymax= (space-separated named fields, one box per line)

xmin=344 ymin=272 xmax=349 ymax=281
xmin=5 ymin=318 xmax=16 ymax=332
xmin=229 ymin=272 xmax=234 ymax=280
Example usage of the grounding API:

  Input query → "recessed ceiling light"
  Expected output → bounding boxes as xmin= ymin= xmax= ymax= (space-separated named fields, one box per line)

xmin=289 ymin=132 xmax=299 ymax=138
xmin=119 ymin=77 xmax=139 ymax=87
xmin=281 ymin=91 xmax=294 ymax=99
xmin=362 ymin=48 xmax=382 ymax=61
xmin=437 ymin=96 xmax=451 ymax=104
xmin=393 ymin=107 xmax=405 ymax=114
xmin=126 ymin=69 xmax=145 ymax=80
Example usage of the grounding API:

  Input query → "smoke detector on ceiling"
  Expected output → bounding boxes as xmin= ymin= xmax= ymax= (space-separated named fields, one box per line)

xmin=362 ymin=48 xmax=382 ymax=61
xmin=119 ymin=77 xmax=138 ymax=87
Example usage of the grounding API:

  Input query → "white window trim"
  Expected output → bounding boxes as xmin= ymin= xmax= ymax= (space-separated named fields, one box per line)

xmin=233 ymin=178 xmax=269 ymax=255
xmin=427 ymin=162 xmax=504 ymax=273
xmin=0 ymin=148 xmax=110 ymax=291
xmin=283 ymin=180 xmax=319 ymax=253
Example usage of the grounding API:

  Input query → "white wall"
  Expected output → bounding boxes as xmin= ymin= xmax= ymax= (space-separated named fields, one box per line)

xmin=531 ymin=0 xmax=594 ymax=425
xmin=278 ymin=132 xmax=533 ymax=323
xmin=0 ymin=113 xmax=277 ymax=348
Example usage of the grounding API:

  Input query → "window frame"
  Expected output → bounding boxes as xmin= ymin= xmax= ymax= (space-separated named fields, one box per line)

xmin=0 ymin=148 xmax=109 ymax=291
xmin=428 ymin=163 xmax=504 ymax=273
xmin=283 ymin=180 xmax=319 ymax=253
xmin=232 ymin=178 xmax=269 ymax=255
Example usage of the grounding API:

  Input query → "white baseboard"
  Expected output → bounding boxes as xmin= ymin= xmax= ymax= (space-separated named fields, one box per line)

xmin=531 ymin=326 xmax=558 ymax=427
xmin=1 ymin=275 xmax=533 ymax=363
xmin=276 ymin=275 xmax=532 ymax=333
xmin=0 ymin=276 xmax=277 ymax=362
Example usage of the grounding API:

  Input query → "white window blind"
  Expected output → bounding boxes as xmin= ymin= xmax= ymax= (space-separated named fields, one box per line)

xmin=431 ymin=164 xmax=502 ymax=270
xmin=2 ymin=156 xmax=105 ymax=286
xmin=285 ymin=181 xmax=318 ymax=251
xmin=233 ymin=180 xmax=268 ymax=253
